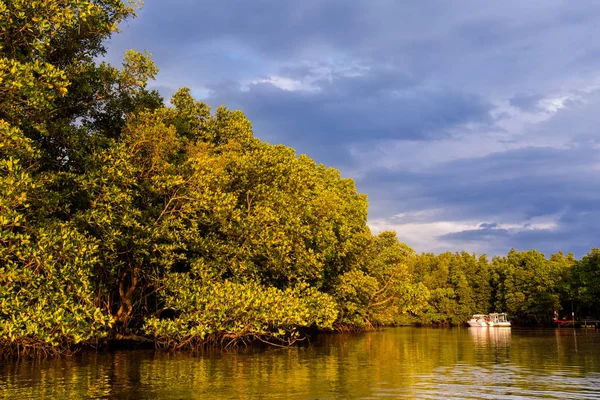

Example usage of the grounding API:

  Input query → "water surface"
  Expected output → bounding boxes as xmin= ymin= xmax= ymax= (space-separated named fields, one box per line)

xmin=2 ymin=327 xmax=600 ymax=399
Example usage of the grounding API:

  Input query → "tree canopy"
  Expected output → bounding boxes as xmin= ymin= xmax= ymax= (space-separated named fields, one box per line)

xmin=1 ymin=0 xmax=598 ymax=357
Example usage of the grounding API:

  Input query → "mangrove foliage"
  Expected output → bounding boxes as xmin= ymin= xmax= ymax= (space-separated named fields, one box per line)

xmin=1 ymin=0 xmax=599 ymax=356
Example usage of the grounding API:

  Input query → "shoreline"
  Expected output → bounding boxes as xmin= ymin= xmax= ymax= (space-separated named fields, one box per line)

xmin=1 ymin=322 xmax=586 ymax=360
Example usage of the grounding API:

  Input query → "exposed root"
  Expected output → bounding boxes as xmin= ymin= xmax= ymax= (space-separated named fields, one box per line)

xmin=1 ymin=324 xmax=378 ymax=359
xmin=151 ymin=328 xmax=310 ymax=352
xmin=0 ymin=338 xmax=76 ymax=360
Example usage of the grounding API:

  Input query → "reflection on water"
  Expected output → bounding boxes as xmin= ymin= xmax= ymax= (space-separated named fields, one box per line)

xmin=2 ymin=328 xmax=600 ymax=399
xmin=469 ymin=326 xmax=512 ymax=347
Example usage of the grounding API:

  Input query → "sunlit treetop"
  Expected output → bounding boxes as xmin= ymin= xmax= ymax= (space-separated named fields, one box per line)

xmin=0 ymin=0 xmax=141 ymax=60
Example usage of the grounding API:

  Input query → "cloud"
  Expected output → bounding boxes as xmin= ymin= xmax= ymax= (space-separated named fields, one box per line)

xmin=104 ymin=1 xmax=600 ymax=257
xmin=203 ymin=66 xmax=493 ymax=167
xmin=509 ymin=93 xmax=544 ymax=112
xmin=361 ymin=142 xmax=600 ymax=257
xmin=108 ymin=1 xmax=600 ymax=94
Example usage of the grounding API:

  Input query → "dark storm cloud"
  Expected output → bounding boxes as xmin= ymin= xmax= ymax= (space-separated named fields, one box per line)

xmin=361 ymin=146 xmax=598 ymax=218
xmin=439 ymin=208 xmax=600 ymax=257
xmin=109 ymin=1 xmax=600 ymax=93
xmin=108 ymin=0 xmax=370 ymax=73
xmin=105 ymin=1 xmax=600 ymax=256
xmin=360 ymin=145 xmax=600 ymax=256
xmin=204 ymin=70 xmax=493 ymax=165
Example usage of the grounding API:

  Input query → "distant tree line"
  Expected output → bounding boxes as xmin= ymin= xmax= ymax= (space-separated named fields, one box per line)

xmin=411 ymin=249 xmax=600 ymax=326
xmin=1 ymin=1 xmax=599 ymax=356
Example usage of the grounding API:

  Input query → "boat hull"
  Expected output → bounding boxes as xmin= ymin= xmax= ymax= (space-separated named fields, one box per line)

xmin=488 ymin=313 xmax=511 ymax=328
xmin=467 ymin=320 xmax=488 ymax=327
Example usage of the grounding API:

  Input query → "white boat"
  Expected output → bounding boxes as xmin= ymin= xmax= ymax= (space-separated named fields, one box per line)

xmin=488 ymin=313 xmax=511 ymax=327
xmin=467 ymin=314 xmax=489 ymax=327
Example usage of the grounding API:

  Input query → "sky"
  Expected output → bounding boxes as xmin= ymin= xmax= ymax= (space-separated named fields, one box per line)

xmin=106 ymin=0 xmax=600 ymax=257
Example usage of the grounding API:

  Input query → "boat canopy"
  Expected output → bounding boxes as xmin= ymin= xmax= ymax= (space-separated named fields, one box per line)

xmin=489 ymin=313 xmax=509 ymax=322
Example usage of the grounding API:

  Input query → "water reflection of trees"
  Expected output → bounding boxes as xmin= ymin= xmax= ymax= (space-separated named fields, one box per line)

xmin=1 ymin=328 xmax=600 ymax=398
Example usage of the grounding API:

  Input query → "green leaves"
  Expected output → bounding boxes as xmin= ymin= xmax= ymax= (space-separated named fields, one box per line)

xmin=566 ymin=248 xmax=599 ymax=315
xmin=2 ymin=0 xmax=385 ymax=352
xmin=333 ymin=232 xmax=429 ymax=328
xmin=144 ymin=278 xmax=338 ymax=348
xmin=490 ymin=249 xmax=571 ymax=324
xmin=5 ymin=0 xmax=599 ymax=356
xmin=0 ymin=221 xmax=112 ymax=349
xmin=0 ymin=0 xmax=139 ymax=60
xmin=411 ymin=251 xmax=492 ymax=325
xmin=0 ymin=58 xmax=69 ymax=124
xmin=0 ymin=0 xmax=142 ymax=354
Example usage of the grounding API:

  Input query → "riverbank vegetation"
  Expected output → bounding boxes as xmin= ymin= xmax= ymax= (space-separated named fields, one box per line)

xmin=1 ymin=1 xmax=599 ymax=357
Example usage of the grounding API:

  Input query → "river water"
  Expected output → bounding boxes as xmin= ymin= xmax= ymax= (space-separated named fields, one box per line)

xmin=2 ymin=327 xmax=600 ymax=399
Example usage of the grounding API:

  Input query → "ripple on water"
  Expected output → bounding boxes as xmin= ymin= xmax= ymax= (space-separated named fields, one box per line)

xmin=2 ymin=328 xmax=600 ymax=399
xmin=372 ymin=364 xmax=600 ymax=399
